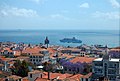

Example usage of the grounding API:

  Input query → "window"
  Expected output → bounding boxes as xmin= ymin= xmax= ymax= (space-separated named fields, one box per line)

xmin=77 ymin=68 xmax=79 ymax=72
xmin=30 ymin=74 xmax=32 ymax=78
xmin=81 ymin=78 xmax=83 ymax=81
xmin=108 ymin=69 xmax=116 ymax=74
xmin=33 ymin=56 xmax=35 ymax=58
xmin=69 ymin=69 xmax=71 ymax=71
xmin=36 ymin=59 xmax=38 ymax=61
xmin=109 ymin=63 xmax=114 ymax=68
xmin=5 ymin=79 xmax=8 ymax=81
xmin=104 ymin=63 xmax=107 ymax=76
xmin=64 ymin=67 xmax=67 ymax=71
xmin=36 ymin=56 xmax=38 ymax=58
xmin=86 ymin=78 xmax=88 ymax=81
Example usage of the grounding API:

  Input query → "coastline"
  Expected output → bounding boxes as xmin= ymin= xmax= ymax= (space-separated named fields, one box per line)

xmin=0 ymin=30 xmax=119 ymax=48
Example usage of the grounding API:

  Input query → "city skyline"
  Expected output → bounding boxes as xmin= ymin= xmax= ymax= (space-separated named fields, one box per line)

xmin=0 ymin=0 xmax=120 ymax=30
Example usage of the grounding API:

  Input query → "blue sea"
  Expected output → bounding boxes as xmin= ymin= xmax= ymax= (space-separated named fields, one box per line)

xmin=0 ymin=30 xmax=119 ymax=47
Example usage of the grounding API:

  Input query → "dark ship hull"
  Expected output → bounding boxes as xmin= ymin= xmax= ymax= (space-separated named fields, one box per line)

xmin=60 ymin=37 xmax=82 ymax=43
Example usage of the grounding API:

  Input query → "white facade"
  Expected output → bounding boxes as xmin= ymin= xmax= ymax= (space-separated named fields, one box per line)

xmin=30 ymin=50 xmax=49 ymax=65
xmin=92 ymin=57 xmax=120 ymax=81
xmin=28 ymin=70 xmax=43 ymax=81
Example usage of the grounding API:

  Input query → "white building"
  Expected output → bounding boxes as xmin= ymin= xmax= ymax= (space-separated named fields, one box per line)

xmin=92 ymin=55 xmax=120 ymax=81
xmin=29 ymin=49 xmax=49 ymax=65
xmin=28 ymin=70 xmax=43 ymax=81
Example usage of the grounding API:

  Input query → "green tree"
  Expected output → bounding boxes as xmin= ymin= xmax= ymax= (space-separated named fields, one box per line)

xmin=11 ymin=60 xmax=30 ymax=77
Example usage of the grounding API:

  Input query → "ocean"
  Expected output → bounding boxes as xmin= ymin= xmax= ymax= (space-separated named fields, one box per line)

xmin=0 ymin=30 xmax=119 ymax=47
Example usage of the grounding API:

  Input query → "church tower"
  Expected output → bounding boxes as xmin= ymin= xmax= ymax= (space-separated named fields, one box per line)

xmin=44 ymin=36 xmax=49 ymax=48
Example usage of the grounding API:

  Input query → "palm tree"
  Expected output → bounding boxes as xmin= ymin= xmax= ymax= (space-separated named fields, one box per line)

xmin=43 ymin=62 xmax=54 ymax=80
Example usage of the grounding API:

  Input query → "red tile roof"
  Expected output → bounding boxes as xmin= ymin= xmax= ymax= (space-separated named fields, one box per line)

xmin=47 ymin=48 xmax=56 ymax=54
xmin=1 ymin=47 xmax=13 ymax=52
xmin=69 ymin=74 xmax=83 ymax=81
xmin=22 ymin=77 xmax=29 ymax=81
xmin=34 ymin=71 xmax=92 ymax=81
xmin=7 ymin=75 xmax=22 ymax=80
xmin=110 ymin=48 xmax=120 ymax=51
xmin=35 ymin=78 xmax=49 ymax=81
xmin=70 ymin=57 xmax=96 ymax=63
xmin=0 ymin=78 xmax=5 ymax=81
xmin=22 ymin=47 xmax=43 ymax=54
xmin=82 ymin=72 xmax=92 ymax=78
xmin=36 ymin=72 xmax=72 ymax=80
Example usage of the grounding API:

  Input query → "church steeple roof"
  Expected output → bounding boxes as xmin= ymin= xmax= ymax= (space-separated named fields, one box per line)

xmin=44 ymin=36 xmax=49 ymax=44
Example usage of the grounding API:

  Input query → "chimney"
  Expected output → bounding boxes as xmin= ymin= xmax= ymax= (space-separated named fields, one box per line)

xmin=48 ymin=72 xmax=50 ymax=80
xmin=40 ymin=73 xmax=42 ymax=78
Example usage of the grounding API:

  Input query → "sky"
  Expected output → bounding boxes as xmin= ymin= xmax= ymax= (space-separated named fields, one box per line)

xmin=0 ymin=0 xmax=119 ymax=30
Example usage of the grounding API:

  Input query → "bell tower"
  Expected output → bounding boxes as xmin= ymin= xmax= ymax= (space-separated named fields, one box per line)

xmin=44 ymin=36 xmax=49 ymax=48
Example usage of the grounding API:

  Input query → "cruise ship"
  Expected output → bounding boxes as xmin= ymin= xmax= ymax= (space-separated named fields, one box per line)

xmin=60 ymin=37 xmax=82 ymax=43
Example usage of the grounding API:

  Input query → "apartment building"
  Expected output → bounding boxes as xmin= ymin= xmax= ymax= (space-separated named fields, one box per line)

xmin=92 ymin=55 xmax=120 ymax=81
xmin=29 ymin=49 xmax=49 ymax=65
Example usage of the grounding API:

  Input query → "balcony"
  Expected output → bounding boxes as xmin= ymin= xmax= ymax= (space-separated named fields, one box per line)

xmin=108 ymin=71 xmax=116 ymax=75
xmin=108 ymin=66 xmax=116 ymax=69
xmin=94 ymin=66 xmax=103 ymax=68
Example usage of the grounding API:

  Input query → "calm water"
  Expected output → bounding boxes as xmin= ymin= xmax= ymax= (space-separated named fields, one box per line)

xmin=0 ymin=30 xmax=119 ymax=47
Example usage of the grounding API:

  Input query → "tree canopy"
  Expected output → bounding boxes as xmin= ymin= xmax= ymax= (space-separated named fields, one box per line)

xmin=11 ymin=60 xmax=30 ymax=77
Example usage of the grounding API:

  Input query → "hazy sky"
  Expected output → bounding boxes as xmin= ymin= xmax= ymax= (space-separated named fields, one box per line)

xmin=0 ymin=0 xmax=119 ymax=30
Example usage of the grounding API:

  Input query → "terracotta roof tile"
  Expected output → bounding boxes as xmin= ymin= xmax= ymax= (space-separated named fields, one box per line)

xmin=29 ymin=70 xmax=42 ymax=74
xmin=47 ymin=48 xmax=56 ymax=54
xmin=70 ymin=57 xmax=96 ymax=63
xmin=7 ymin=75 xmax=22 ymax=80
xmin=22 ymin=47 xmax=43 ymax=54
xmin=1 ymin=47 xmax=13 ymax=52
xmin=30 ymin=53 xmax=44 ymax=56
xmin=0 ymin=78 xmax=5 ymax=81
xmin=35 ymin=78 xmax=49 ymax=81
xmin=22 ymin=77 xmax=29 ymax=81
xmin=110 ymin=48 xmax=120 ymax=51
xmin=41 ymin=73 xmax=72 ymax=80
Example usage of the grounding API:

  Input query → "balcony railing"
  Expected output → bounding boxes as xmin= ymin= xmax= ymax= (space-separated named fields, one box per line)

xmin=94 ymin=66 xmax=103 ymax=68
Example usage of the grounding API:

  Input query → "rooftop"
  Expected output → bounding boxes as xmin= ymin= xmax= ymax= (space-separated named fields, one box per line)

xmin=22 ymin=47 xmax=44 ymax=54
xmin=60 ymin=47 xmax=81 ymax=51
xmin=30 ymin=53 xmax=44 ymax=56
xmin=110 ymin=48 xmax=120 ymax=52
xmin=7 ymin=75 xmax=22 ymax=80
xmin=70 ymin=57 xmax=96 ymax=63
xmin=94 ymin=58 xmax=120 ymax=62
xmin=28 ymin=70 xmax=42 ymax=74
